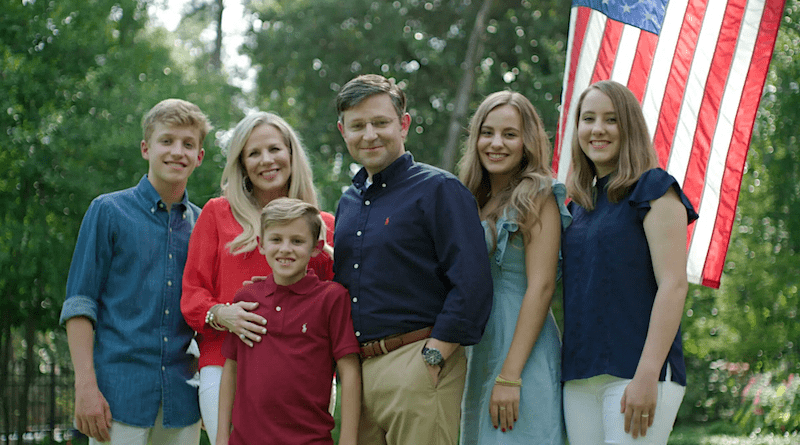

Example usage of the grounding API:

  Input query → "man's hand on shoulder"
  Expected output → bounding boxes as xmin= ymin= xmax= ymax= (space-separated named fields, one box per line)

xmin=74 ymin=380 xmax=112 ymax=442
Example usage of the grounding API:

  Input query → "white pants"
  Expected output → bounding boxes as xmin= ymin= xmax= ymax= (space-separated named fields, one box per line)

xmin=199 ymin=364 xmax=338 ymax=444
xmin=563 ymin=368 xmax=685 ymax=445
xmin=89 ymin=405 xmax=200 ymax=445
xmin=199 ymin=366 xmax=224 ymax=444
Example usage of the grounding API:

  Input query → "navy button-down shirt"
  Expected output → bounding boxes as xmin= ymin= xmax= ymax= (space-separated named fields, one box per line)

xmin=333 ymin=153 xmax=493 ymax=345
xmin=60 ymin=175 xmax=201 ymax=428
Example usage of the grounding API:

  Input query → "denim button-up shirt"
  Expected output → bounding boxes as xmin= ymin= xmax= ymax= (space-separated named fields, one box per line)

xmin=333 ymin=153 xmax=493 ymax=345
xmin=60 ymin=175 xmax=201 ymax=428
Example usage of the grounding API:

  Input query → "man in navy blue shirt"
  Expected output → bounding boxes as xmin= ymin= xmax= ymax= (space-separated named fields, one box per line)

xmin=60 ymin=99 xmax=210 ymax=444
xmin=333 ymin=74 xmax=493 ymax=444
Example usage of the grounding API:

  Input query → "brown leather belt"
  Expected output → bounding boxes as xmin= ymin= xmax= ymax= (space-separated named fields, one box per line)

xmin=359 ymin=327 xmax=433 ymax=359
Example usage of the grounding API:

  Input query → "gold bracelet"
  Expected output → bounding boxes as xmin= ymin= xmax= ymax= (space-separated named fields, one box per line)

xmin=495 ymin=374 xmax=522 ymax=387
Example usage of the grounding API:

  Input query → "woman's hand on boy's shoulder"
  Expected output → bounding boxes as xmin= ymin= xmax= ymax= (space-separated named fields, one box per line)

xmin=242 ymin=276 xmax=268 ymax=286
xmin=215 ymin=301 xmax=267 ymax=347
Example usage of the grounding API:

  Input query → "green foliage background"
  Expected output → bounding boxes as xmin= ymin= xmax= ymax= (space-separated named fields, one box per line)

xmin=1 ymin=0 xmax=798 ymax=436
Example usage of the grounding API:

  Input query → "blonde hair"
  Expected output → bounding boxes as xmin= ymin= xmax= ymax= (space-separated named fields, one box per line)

xmin=261 ymin=197 xmax=333 ymax=259
xmin=141 ymin=98 xmax=212 ymax=145
xmin=221 ymin=112 xmax=319 ymax=255
xmin=261 ymin=197 xmax=324 ymax=241
xmin=568 ymin=80 xmax=658 ymax=210
xmin=458 ymin=91 xmax=553 ymax=251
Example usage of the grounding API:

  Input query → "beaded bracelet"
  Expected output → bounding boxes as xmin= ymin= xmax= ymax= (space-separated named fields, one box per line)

xmin=205 ymin=303 xmax=230 ymax=331
xmin=495 ymin=374 xmax=523 ymax=387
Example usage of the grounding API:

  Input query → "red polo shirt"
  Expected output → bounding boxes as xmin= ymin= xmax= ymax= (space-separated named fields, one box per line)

xmin=221 ymin=271 xmax=359 ymax=445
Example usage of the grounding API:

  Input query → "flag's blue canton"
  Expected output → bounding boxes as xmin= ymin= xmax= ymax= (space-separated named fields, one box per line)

xmin=572 ymin=0 xmax=668 ymax=35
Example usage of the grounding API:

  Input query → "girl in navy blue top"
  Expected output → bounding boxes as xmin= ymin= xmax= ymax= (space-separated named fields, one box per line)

xmin=561 ymin=80 xmax=698 ymax=444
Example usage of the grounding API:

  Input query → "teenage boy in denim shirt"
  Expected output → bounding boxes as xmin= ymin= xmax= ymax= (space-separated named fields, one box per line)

xmin=60 ymin=99 xmax=211 ymax=445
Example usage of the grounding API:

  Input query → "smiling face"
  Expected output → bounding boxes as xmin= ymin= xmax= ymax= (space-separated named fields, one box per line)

xmin=241 ymin=124 xmax=292 ymax=206
xmin=260 ymin=217 xmax=322 ymax=286
xmin=577 ymin=88 xmax=621 ymax=178
xmin=141 ymin=122 xmax=204 ymax=194
xmin=477 ymin=104 xmax=525 ymax=190
xmin=338 ymin=93 xmax=411 ymax=180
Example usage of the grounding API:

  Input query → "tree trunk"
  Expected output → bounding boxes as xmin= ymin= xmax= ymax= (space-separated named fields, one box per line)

xmin=210 ymin=0 xmax=225 ymax=70
xmin=16 ymin=318 xmax=35 ymax=441
xmin=439 ymin=0 xmax=495 ymax=172
xmin=0 ymin=319 xmax=10 ymax=445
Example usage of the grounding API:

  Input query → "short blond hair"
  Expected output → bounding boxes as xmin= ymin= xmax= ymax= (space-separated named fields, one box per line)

xmin=260 ymin=197 xmax=324 ymax=243
xmin=141 ymin=98 xmax=212 ymax=145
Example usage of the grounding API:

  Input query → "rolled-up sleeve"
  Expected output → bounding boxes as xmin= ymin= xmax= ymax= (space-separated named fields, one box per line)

xmin=427 ymin=178 xmax=493 ymax=345
xmin=60 ymin=198 xmax=113 ymax=326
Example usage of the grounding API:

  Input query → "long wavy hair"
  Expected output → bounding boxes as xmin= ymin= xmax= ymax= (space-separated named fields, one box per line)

xmin=220 ymin=112 xmax=319 ymax=255
xmin=568 ymin=80 xmax=658 ymax=210
xmin=458 ymin=91 xmax=553 ymax=251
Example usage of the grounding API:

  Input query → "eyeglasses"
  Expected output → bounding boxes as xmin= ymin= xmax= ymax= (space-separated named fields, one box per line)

xmin=345 ymin=118 xmax=395 ymax=134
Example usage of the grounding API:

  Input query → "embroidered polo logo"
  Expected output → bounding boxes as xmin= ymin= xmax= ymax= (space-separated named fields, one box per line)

xmin=302 ymin=323 xmax=308 ymax=333
xmin=385 ymin=217 xmax=390 ymax=225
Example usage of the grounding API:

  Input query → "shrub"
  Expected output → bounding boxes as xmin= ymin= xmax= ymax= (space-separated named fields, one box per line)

xmin=681 ymin=357 xmax=752 ymax=428
xmin=736 ymin=368 xmax=800 ymax=434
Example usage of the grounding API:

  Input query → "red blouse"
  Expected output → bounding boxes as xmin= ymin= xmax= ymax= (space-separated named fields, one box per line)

xmin=181 ymin=197 xmax=334 ymax=369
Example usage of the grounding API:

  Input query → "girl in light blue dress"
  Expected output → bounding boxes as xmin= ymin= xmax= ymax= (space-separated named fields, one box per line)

xmin=458 ymin=91 xmax=569 ymax=444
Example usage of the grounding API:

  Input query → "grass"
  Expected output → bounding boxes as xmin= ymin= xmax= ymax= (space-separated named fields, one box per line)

xmin=668 ymin=423 xmax=799 ymax=445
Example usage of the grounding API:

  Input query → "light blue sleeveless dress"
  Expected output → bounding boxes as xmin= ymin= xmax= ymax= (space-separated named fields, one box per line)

xmin=460 ymin=180 xmax=571 ymax=444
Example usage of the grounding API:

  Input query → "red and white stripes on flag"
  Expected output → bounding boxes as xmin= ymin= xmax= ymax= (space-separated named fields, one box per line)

xmin=553 ymin=0 xmax=785 ymax=288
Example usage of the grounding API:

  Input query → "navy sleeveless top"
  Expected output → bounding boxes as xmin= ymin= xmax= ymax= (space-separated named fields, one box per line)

xmin=561 ymin=168 xmax=698 ymax=386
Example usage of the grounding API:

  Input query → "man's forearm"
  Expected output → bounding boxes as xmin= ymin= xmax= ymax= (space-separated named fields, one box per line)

xmin=66 ymin=317 xmax=98 ymax=385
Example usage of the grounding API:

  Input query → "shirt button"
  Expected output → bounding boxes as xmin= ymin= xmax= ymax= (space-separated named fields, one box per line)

xmin=356 ymin=231 xmax=362 ymax=236
xmin=382 ymin=183 xmax=386 ymax=188
xmin=167 ymin=280 xmax=172 ymax=286
xmin=159 ymin=203 xmax=165 ymax=209
xmin=163 ymin=337 xmax=168 ymax=342
xmin=165 ymin=309 xmax=170 ymax=315
xmin=355 ymin=331 xmax=361 ymax=337
xmin=162 ymin=366 xmax=166 ymax=371
xmin=151 ymin=207 xmax=156 ymax=213
xmin=354 ymin=264 xmax=359 ymax=269
xmin=168 ymin=253 xmax=173 ymax=259
xmin=352 ymin=297 xmax=358 ymax=303
xmin=182 ymin=213 xmax=186 ymax=220
xmin=276 ymin=306 xmax=282 ymax=311
xmin=365 ymin=200 xmax=371 ymax=206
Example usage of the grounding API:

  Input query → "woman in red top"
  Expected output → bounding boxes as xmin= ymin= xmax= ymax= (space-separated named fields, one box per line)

xmin=181 ymin=112 xmax=334 ymax=442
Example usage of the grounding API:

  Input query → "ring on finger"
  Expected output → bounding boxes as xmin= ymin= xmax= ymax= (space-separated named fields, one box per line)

xmin=239 ymin=333 xmax=246 ymax=341
xmin=498 ymin=406 xmax=506 ymax=410
xmin=641 ymin=413 xmax=650 ymax=418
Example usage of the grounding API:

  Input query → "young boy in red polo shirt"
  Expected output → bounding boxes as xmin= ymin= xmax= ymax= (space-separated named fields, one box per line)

xmin=216 ymin=198 xmax=361 ymax=445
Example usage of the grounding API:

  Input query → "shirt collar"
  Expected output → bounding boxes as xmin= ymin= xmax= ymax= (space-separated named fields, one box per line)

xmin=136 ymin=174 xmax=189 ymax=212
xmin=264 ymin=270 xmax=321 ymax=296
xmin=352 ymin=152 xmax=415 ymax=189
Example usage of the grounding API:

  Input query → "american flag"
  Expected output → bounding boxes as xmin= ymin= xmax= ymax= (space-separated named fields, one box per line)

xmin=553 ymin=0 xmax=785 ymax=288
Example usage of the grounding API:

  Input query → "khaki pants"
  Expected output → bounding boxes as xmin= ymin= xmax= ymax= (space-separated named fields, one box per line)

xmin=89 ymin=405 xmax=201 ymax=445
xmin=359 ymin=339 xmax=466 ymax=445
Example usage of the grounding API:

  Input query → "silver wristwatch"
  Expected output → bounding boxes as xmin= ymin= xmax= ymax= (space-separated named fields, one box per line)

xmin=422 ymin=346 xmax=444 ymax=367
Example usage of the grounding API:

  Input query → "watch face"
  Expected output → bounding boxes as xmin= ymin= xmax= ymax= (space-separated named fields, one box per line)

xmin=423 ymin=347 xmax=443 ymax=366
